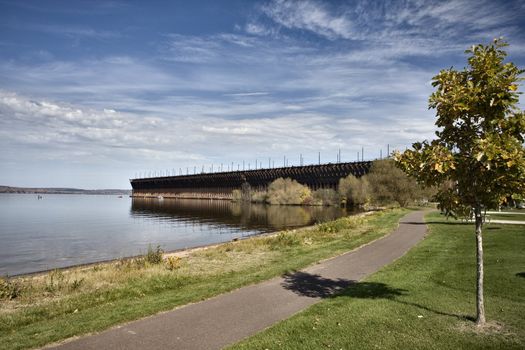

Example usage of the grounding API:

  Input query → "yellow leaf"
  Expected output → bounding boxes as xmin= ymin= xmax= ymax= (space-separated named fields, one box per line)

xmin=476 ymin=152 xmax=484 ymax=161
xmin=434 ymin=163 xmax=443 ymax=173
xmin=509 ymin=84 xmax=517 ymax=91
xmin=507 ymin=160 xmax=514 ymax=167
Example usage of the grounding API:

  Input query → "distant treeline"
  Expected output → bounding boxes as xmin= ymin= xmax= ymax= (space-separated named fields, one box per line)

xmin=0 ymin=186 xmax=131 ymax=195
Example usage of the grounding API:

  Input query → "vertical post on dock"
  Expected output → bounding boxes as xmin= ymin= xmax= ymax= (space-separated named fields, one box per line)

xmin=362 ymin=147 xmax=364 ymax=162
xmin=387 ymin=144 xmax=390 ymax=158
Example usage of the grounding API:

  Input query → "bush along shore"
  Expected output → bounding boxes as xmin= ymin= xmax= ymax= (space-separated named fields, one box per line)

xmin=0 ymin=209 xmax=408 ymax=350
xmin=233 ymin=159 xmax=436 ymax=208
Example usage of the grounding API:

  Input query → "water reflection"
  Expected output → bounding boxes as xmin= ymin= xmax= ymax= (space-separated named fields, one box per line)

xmin=0 ymin=194 xmax=356 ymax=276
xmin=131 ymin=198 xmax=350 ymax=233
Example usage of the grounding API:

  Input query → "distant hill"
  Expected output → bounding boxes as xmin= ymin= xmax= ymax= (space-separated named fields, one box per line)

xmin=0 ymin=186 xmax=131 ymax=195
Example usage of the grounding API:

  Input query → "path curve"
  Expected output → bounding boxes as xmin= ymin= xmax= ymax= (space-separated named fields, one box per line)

xmin=48 ymin=210 xmax=428 ymax=350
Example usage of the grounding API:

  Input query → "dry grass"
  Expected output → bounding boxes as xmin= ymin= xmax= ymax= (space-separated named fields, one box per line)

xmin=1 ymin=213 xmax=373 ymax=314
xmin=0 ymin=209 xmax=409 ymax=350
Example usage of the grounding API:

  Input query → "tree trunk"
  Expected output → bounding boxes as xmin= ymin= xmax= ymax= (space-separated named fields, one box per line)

xmin=475 ymin=205 xmax=486 ymax=326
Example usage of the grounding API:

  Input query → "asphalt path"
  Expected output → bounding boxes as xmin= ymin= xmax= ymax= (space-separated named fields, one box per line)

xmin=489 ymin=220 xmax=525 ymax=225
xmin=47 ymin=210 xmax=428 ymax=350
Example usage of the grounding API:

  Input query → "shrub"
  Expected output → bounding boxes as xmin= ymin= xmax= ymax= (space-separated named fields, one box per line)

xmin=69 ymin=278 xmax=84 ymax=291
xmin=45 ymin=269 xmax=66 ymax=293
xmin=231 ymin=189 xmax=242 ymax=202
xmin=312 ymin=188 xmax=340 ymax=206
xmin=145 ymin=245 xmax=163 ymax=265
xmin=165 ymin=256 xmax=182 ymax=271
xmin=267 ymin=178 xmax=311 ymax=205
xmin=134 ymin=257 xmax=147 ymax=269
xmin=250 ymin=190 xmax=268 ymax=203
xmin=0 ymin=276 xmax=22 ymax=300
xmin=339 ymin=174 xmax=369 ymax=207
xmin=317 ymin=220 xmax=345 ymax=234
xmin=268 ymin=231 xmax=301 ymax=248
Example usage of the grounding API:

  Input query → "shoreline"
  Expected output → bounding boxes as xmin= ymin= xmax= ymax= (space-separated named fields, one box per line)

xmin=2 ymin=208 xmax=409 ymax=350
xmin=9 ymin=211 xmax=376 ymax=279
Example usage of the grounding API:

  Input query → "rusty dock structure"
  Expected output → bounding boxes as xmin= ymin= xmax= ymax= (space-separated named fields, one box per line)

xmin=130 ymin=161 xmax=372 ymax=199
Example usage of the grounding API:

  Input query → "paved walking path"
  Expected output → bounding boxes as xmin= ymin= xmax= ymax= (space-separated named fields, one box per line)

xmin=48 ymin=211 xmax=428 ymax=350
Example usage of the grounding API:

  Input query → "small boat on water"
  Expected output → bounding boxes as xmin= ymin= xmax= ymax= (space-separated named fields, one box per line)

xmin=157 ymin=195 xmax=164 ymax=200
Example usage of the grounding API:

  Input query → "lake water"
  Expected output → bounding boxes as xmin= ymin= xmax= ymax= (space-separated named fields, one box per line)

xmin=0 ymin=194 xmax=352 ymax=276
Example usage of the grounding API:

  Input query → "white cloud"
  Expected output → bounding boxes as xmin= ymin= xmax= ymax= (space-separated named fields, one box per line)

xmin=0 ymin=90 xmax=436 ymax=169
xmin=223 ymin=92 xmax=269 ymax=97
xmin=257 ymin=0 xmax=525 ymax=47
xmin=261 ymin=0 xmax=354 ymax=40
xmin=244 ymin=22 xmax=281 ymax=38
xmin=1 ymin=0 xmax=523 ymax=188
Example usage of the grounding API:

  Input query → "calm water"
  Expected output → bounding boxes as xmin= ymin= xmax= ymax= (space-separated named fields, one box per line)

xmin=0 ymin=194 xmax=352 ymax=276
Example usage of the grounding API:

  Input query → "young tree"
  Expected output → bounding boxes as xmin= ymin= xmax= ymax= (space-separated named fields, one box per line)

xmin=395 ymin=39 xmax=525 ymax=326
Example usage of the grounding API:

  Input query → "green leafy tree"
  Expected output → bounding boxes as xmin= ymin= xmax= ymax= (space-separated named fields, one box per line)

xmin=395 ymin=39 xmax=525 ymax=326
xmin=366 ymin=159 xmax=421 ymax=207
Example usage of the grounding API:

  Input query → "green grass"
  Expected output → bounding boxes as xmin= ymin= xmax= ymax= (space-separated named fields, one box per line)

xmin=0 ymin=209 xmax=408 ymax=350
xmin=230 ymin=212 xmax=525 ymax=350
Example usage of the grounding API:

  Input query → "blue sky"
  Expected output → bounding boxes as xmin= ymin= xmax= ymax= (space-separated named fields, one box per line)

xmin=1 ymin=0 xmax=524 ymax=189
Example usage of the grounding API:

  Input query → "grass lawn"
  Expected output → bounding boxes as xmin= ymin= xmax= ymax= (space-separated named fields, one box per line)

xmin=0 ymin=209 xmax=408 ymax=350
xmin=488 ymin=213 xmax=525 ymax=222
xmin=230 ymin=212 xmax=525 ymax=350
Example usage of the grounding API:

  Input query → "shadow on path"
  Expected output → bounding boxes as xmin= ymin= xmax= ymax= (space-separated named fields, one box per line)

xmin=281 ymin=272 xmax=352 ymax=298
xmin=281 ymin=272 xmax=407 ymax=300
